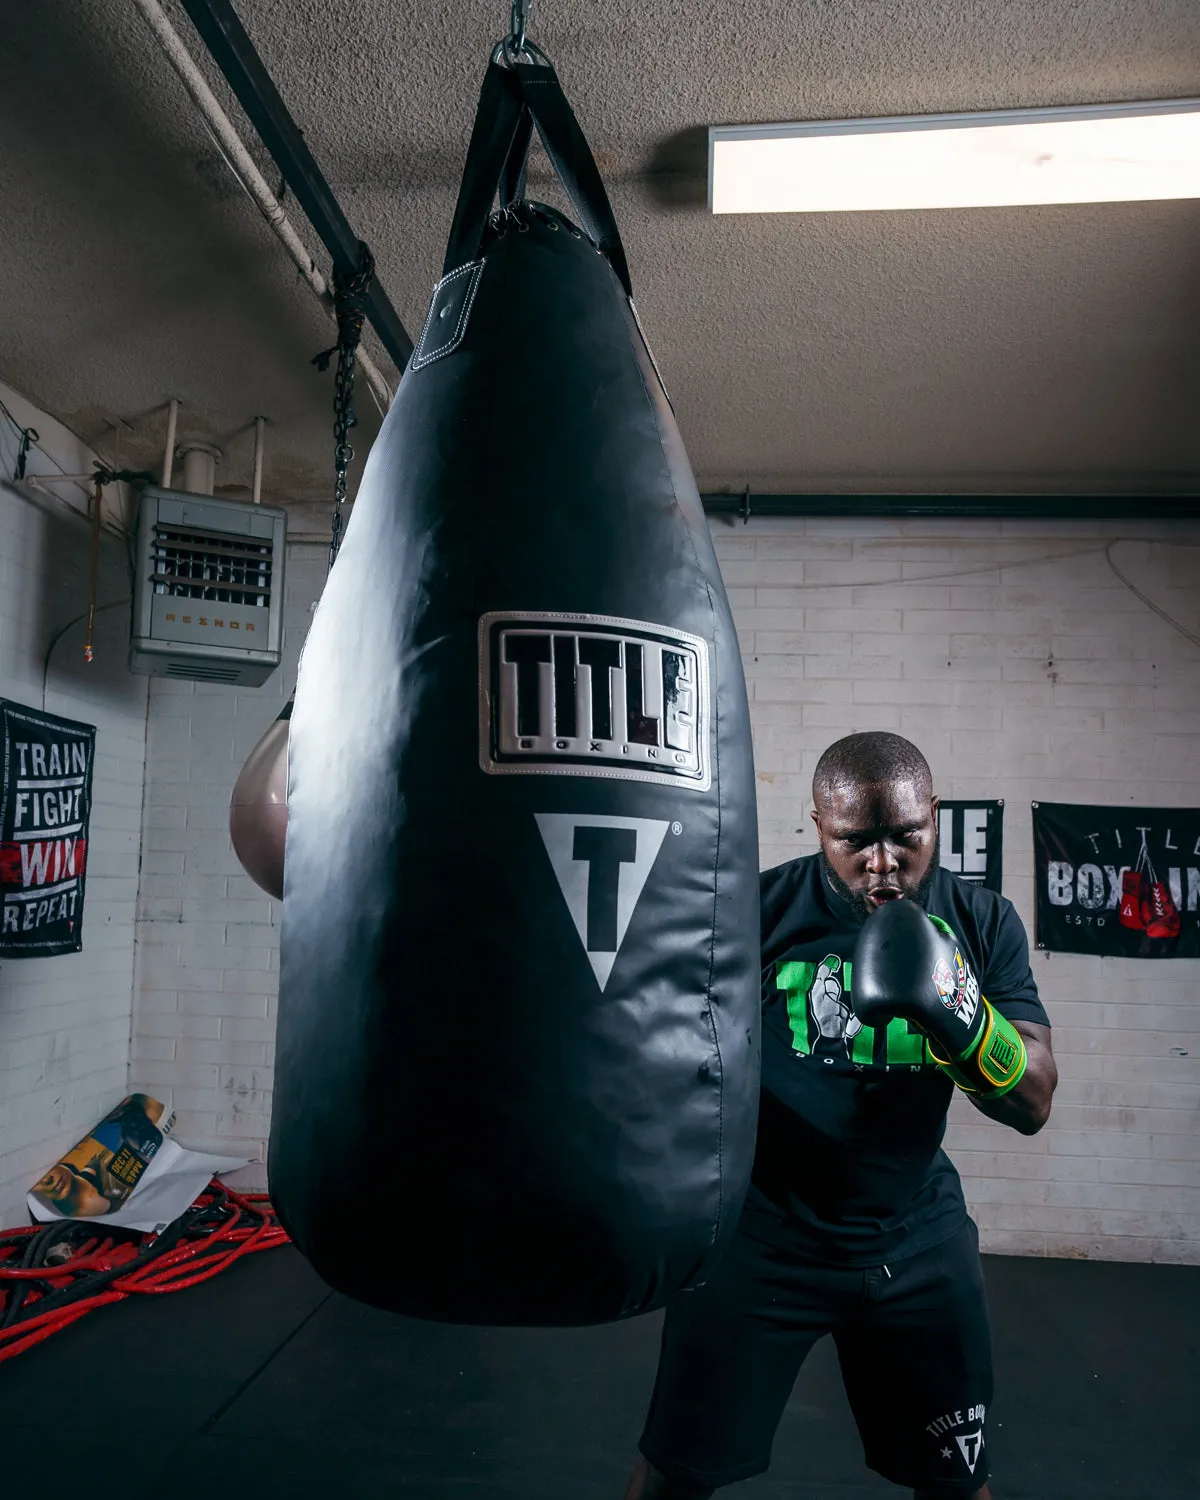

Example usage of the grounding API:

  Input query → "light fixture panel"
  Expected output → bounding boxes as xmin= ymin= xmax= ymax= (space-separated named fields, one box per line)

xmin=709 ymin=99 xmax=1200 ymax=214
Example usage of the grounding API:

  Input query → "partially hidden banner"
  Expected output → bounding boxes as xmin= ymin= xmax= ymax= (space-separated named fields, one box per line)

xmin=0 ymin=699 xmax=96 ymax=957
xmin=938 ymin=799 xmax=1003 ymax=893
xmin=27 ymin=1092 xmax=247 ymax=1233
xmin=1033 ymin=801 xmax=1200 ymax=957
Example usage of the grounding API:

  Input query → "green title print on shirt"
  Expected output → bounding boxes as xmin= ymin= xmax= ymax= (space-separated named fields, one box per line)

xmin=775 ymin=956 xmax=931 ymax=1067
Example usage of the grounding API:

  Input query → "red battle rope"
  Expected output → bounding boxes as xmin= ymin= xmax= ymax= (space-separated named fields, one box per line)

xmin=0 ymin=1180 xmax=288 ymax=1364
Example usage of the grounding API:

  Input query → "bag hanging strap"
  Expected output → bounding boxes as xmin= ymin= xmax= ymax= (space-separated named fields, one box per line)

xmin=443 ymin=56 xmax=633 ymax=299
xmin=510 ymin=62 xmax=632 ymax=297
xmin=443 ymin=62 xmax=527 ymax=275
xmin=501 ymin=109 xmax=535 ymax=206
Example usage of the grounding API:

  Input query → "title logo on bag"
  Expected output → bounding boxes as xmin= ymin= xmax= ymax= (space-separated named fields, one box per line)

xmin=479 ymin=612 xmax=710 ymax=790
xmin=535 ymin=813 xmax=669 ymax=989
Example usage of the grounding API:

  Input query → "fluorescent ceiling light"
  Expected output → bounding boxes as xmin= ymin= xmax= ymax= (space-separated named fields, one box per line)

xmin=709 ymin=99 xmax=1200 ymax=214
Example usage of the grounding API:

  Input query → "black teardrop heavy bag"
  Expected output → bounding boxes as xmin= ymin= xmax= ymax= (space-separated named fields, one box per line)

xmin=271 ymin=54 xmax=760 ymax=1326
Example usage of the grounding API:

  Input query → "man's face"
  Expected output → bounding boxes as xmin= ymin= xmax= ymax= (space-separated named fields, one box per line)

xmin=812 ymin=778 xmax=939 ymax=921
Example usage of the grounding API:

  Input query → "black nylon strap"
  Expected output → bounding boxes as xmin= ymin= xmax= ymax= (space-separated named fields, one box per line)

xmin=511 ymin=64 xmax=632 ymax=298
xmin=442 ymin=58 xmax=633 ymax=298
xmin=501 ymin=110 xmax=535 ymax=206
xmin=443 ymin=63 xmax=527 ymax=275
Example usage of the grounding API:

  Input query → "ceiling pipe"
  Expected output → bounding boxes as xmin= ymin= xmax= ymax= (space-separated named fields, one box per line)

xmin=252 ymin=416 xmax=265 ymax=504
xmin=131 ymin=0 xmax=394 ymax=412
xmin=176 ymin=0 xmax=414 ymax=371
xmin=700 ymin=492 xmax=1200 ymax=520
xmin=162 ymin=396 xmax=180 ymax=487
xmin=28 ymin=473 xmax=109 ymax=484
xmin=178 ymin=441 xmax=223 ymax=496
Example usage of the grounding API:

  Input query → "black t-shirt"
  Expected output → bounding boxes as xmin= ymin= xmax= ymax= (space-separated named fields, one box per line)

xmin=749 ymin=853 xmax=1048 ymax=1267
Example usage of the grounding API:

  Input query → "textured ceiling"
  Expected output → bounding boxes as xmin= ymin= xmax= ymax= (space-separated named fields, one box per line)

xmin=2 ymin=0 xmax=1199 ymax=513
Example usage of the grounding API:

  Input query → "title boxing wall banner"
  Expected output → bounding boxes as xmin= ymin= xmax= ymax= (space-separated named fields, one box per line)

xmin=938 ymin=799 xmax=1004 ymax=893
xmin=0 ymin=700 xmax=95 ymax=958
xmin=1033 ymin=801 xmax=1200 ymax=958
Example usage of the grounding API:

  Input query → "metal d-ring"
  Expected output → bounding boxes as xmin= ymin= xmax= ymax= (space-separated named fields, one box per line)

xmin=490 ymin=34 xmax=551 ymax=67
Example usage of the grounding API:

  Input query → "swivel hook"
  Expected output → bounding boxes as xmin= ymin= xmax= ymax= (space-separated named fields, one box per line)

xmin=509 ymin=0 xmax=531 ymax=56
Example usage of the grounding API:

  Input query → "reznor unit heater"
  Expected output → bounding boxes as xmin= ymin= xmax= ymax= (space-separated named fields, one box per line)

xmin=129 ymin=488 xmax=287 ymax=686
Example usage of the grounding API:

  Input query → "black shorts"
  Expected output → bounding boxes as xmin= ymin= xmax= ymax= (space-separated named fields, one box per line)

xmin=639 ymin=1213 xmax=993 ymax=1496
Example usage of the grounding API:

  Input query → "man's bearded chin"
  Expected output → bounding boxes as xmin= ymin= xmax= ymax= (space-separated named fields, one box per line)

xmin=821 ymin=852 xmax=937 ymax=922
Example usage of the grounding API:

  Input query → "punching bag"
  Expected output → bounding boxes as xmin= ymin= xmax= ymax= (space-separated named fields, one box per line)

xmin=271 ymin=48 xmax=760 ymax=1326
xmin=229 ymin=699 xmax=290 ymax=900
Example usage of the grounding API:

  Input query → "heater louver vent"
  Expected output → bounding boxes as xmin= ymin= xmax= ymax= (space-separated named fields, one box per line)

xmin=150 ymin=523 xmax=274 ymax=610
xmin=165 ymin=662 xmax=242 ymax=683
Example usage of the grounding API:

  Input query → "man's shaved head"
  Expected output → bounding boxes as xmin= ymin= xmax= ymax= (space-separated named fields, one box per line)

xmin=813 ymin=732 xmax=933 ymax=813
xmin=810 ymin=733 xmax=938 ymax=919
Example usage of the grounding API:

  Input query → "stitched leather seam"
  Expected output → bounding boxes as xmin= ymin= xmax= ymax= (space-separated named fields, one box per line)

xmin=412 ymin=260 xmax=485 ymax=371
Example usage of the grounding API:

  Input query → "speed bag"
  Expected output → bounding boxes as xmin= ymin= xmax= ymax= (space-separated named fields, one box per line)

xmin=271 ymin=55 xmax=761 ymax=1326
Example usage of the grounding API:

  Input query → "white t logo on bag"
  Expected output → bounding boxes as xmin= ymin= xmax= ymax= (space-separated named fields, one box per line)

xmin=535 ymin=814 xmax=669 ymax=989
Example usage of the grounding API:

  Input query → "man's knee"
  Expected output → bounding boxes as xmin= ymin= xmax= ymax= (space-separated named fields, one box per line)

xmin=623 ymin=1456 xmax=716 ymax=1500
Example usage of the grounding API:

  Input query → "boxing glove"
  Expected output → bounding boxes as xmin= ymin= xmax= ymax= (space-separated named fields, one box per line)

xmin=852 ymin=899 xmax=1027 ymax=1098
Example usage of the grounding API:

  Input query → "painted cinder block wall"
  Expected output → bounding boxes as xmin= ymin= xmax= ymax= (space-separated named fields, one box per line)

xmin=130 ymin=514 xmax=1200 ymax=1263
xmin=0 ymin=388 xmax=149 ymax=1227
xmin=722 ymin=516 xmax=1200 ymax=1264
xmin=129 ymin=545 xmax=326 ymax=1190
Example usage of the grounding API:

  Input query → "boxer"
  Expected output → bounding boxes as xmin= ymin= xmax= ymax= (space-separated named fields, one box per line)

xmin=624 ymin=731 xmax=1057 ymax=1499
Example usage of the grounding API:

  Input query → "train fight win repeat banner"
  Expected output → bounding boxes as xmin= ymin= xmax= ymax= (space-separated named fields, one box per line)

xmin=0 ymin=700 xmax=95 ymax=957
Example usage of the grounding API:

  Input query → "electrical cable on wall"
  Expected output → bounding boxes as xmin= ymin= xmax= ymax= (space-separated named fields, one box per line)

xmin=718 ymin=537 xmax=1200 ymax=651
xmin=84 ymin=476 xmax=104 ymax=663
xmin=41 ymin=602 xmax=130 ymax=709
xmin=1104 ymin=541 xmax=1200 ymax=651
xmin=0 ymin=396 xmax=39 ymax=482
xmin=0 ymin=400 xmax=140 ymax=560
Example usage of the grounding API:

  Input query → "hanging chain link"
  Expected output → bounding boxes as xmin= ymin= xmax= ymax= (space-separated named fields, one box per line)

xmin=313 ymin=241 xmax=375 ymax=570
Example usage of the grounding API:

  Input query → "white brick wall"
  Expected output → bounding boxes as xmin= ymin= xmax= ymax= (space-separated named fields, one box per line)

xmin=130 ymin=545 xmax=327 ymax=1190
xmin=0 ymin=447 xmax=148 ymax=1225
xmin=130 ymin=512 xmax=1200 ymax=1263
xmin=721 ymin=515 xmax=1200 ymax=1265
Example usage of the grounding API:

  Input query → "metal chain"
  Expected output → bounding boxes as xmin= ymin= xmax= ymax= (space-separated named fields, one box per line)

xmin=313 ymin=242 xmax=375 ymax=570
xmin=328 ymin=336 xmax=357 ymax=567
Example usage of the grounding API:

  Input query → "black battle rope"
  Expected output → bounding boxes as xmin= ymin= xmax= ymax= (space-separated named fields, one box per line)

xmin=312 ymin=241 xmax=375 ymax=570
xmin=0 ymin=1182 xmax=287 ymax=1365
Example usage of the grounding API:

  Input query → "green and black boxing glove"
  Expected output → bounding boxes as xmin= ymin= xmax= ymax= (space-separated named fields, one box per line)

xmin=851 ymin=899 xmax=1027 ymax=1098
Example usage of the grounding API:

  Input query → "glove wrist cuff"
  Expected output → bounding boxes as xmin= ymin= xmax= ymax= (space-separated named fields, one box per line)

xmin=932 ymin=999 xmax=1028 ymax=1099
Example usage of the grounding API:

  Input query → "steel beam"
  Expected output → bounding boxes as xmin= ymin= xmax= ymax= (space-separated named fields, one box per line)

xmin=179 ymin=0 xmax=413 ymax=370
